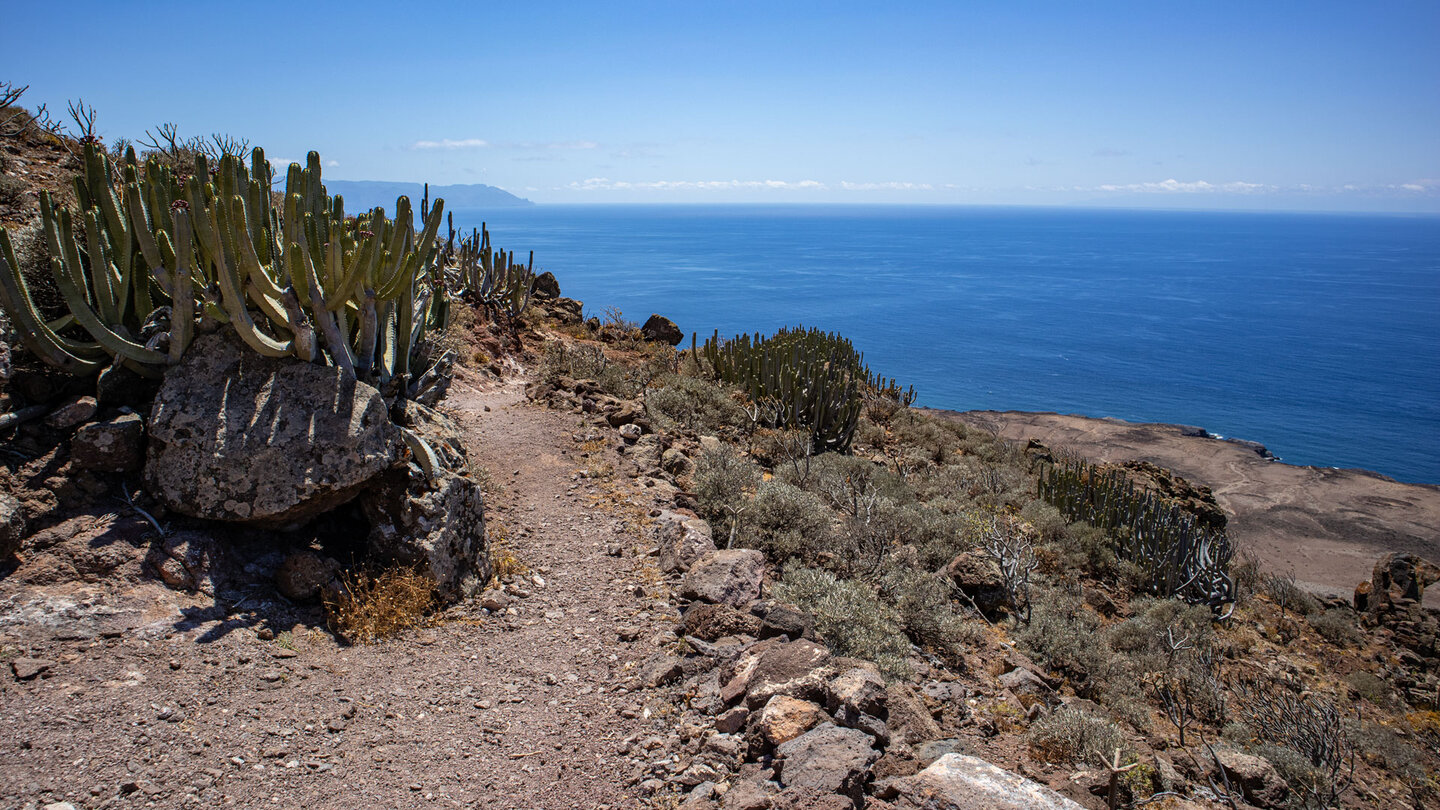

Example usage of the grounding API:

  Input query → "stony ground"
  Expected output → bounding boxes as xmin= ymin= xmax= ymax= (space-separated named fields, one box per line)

xmin=0 ymin=372 xmax=687 ymax=810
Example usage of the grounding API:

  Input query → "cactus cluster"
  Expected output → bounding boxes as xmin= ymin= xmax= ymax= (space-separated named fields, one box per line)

xmin=444 ymin=219 xmax=535 ymax=322
xmin=0 ymin=139 xmax=453 ymax=402
xmin=1037 ymin=459 xmax=1235 ymax=617
xmin=699 ymin=326 xmax=876 ymax=453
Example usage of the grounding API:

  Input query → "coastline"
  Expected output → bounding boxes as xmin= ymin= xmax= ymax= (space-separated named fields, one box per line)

xmin=938 ymin=408 xmax=1440 ymax=608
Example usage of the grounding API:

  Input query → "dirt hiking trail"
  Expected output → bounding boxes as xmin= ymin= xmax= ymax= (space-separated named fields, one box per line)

xmin=1 ymin=372 xmax=679 ymax=809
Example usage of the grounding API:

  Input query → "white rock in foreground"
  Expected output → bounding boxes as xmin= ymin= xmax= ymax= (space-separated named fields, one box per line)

xmin=887 ymin=753 xmax=1084 ymax=810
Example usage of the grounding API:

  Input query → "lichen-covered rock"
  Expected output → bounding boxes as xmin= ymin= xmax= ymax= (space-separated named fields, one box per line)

xmin=145 ymin=334 xmax=399 ymax=527
xmin=658 ymin=511 xmax=718 ymax=574
xmin=683 ymin=602 xmax=763 ymax=641
xmin=773 ymin=724 xmax=878 ymax=803
xmin=1212 ymin=746 xmax=1289 ymax=809
xmin=883 ymin=754 xmax=1085 ymax=809
xmin=362 ymin=465 xmax=488 ymax=602
xmin=826 ymin=665 xmax=888 ymax=717
xmin=681 ymin=549 xmax=765 ymax=607
xmin=884 ymin=682 xmax=942 ymax=746
xmin=71 ymin=412 xmax=145 ymax=473
xmin=720 ymin=638 xmax=834 ymax=709
xmin=0 ymin=491 xmax=25 ymax=559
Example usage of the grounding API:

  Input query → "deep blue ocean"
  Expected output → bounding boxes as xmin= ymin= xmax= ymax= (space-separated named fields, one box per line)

xmin=447 ymin=205 xmax=1440 ymax=484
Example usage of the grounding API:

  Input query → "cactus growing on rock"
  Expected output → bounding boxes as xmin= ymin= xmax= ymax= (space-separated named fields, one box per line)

xmin=0 ymin=139 xmax=451 ymax=403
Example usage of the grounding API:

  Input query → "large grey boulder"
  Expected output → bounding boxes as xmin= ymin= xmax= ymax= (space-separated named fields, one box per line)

xmin=145 ymin=334 xmax=399 ymax=527
xmin=681 ymin=549 xmax=765 ymax=607
xmin=883 ymin=754 xmax=1085 ymax=809
xmin=363 ymin=465 xmax=489 ymax=602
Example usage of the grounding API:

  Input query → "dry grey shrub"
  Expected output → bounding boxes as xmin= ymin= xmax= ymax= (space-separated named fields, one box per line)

xmin=774 ymin=561 xmax=910 ymax=677
xmin=693 ymin=444 xmax=759 ymax=544
xmin=1028 ymin=705 xmax=1135 ymax=765
xmin=878 ymin=548 xmax=983 ymax=656
xmin=644 ymin=373 xmax=747 ymax=434
xmin=1307 ymin=608 xmax=1362 ymax=647
xmin=739 ymin=479 xmax=833 ymax=562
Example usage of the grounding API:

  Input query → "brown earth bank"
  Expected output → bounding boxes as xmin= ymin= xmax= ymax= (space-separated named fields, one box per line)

xmin=945 ymin=409 xmax=1440 ymax=607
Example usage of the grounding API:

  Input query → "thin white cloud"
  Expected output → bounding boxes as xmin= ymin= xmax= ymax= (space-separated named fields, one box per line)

xmin=1093 ymin=178 xmax=1274 ymax=194
xmin=839 ymin=181 xmax=934 ymax=191
xmin=569 ymin=178 xmax=827 ymax=191
xmin=410 ymin=138 xmax=599 ymax=151
xmin=411 ymin=138 xmax=490 ymax=150
xmin=325 ymin=160 xmax=339 ymax=168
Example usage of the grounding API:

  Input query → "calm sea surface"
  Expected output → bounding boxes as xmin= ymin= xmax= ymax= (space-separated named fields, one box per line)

xmin=446 ymin=204 xmax=1440 ymax=484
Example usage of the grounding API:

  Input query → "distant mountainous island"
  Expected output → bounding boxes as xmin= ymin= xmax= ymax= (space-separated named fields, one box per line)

xmin=324 ymin=180 xmax=534 ymax=210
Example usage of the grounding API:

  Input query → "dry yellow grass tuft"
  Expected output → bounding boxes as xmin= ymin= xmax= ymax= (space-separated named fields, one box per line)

xmin=324 ymin=567 xmax=436 ymax=644
xmin=487 ymin=521 xmax=530 ymax=584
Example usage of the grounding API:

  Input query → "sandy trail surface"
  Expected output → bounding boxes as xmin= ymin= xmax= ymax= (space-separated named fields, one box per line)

xmin=1 ymin=376 xmax=674 ymax=809
xmin=948 ymin=410 xmax=1440 ymax=607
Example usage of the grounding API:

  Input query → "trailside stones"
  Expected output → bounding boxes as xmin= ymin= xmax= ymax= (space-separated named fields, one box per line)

xmin=71 ymin=412 xmax=145 ymax=473
xmin=145 ymin=335 xmax=399 ymax=527
xmin=681 ymin=549 xmax=765 ymax=607
xmin=881 ymin=754 xmax=1085 ymax=809
xmin=657 ymin=511 xmax=717 ymax=574
xmin=363 ymin=466 xmax=489 ymax=602
xmin=774 ymin=724 xmax=878 ymax=803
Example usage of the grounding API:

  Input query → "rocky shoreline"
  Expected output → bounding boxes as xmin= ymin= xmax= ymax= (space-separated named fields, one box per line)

xmin=943 ymin=409 xmax=1440 ymax=606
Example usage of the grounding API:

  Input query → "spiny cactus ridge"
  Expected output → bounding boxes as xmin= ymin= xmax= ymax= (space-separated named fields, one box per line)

xmin=699 ymin=326 xmax=898 ymax=453
xmin=0 ymin=139 xmax=467 ymax=403
xmin=1037 ymin=458 xmax=1235 ymax=617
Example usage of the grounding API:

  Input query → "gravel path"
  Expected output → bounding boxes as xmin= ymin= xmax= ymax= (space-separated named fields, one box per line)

xmin=1 ymin=375 xmax=678 ymax=809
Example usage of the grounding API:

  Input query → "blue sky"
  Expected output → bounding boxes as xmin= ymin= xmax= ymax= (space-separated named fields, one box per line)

xmin=4 ymin=1 xmax=1438 ymax=210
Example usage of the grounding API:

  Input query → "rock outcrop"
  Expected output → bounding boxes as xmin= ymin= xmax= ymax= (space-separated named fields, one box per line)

xmin=145 ymin=334 xmax=399 ymax=527
xmin=362 ymin=465 xmax=489 ymax=601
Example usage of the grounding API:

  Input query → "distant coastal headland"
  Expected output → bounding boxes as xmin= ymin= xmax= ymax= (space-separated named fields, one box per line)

xmin=947 ymin=409 xmax=1440 ymax=607
xmin=324 ymin=180 xmax=533 ymax=211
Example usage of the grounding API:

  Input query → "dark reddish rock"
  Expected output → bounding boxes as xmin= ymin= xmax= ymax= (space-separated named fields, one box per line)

xmin=70 ymin=412 xmax=145 ymax=472
xmin=641 ymin=314 xmax=684 ymax=346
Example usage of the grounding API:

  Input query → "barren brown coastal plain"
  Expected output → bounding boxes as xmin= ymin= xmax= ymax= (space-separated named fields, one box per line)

xmin=945 ymin=410 xmax=1440 ymax=607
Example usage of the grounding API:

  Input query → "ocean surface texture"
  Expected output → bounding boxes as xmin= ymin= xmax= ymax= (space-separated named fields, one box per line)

xmin=448 ymin=205 xmax=1440 ymax=484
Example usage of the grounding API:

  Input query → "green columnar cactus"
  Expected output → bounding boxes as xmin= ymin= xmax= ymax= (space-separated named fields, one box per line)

xmin=0 ymin=139 xmax=453 ymax=403
xmin=701 ymin=326 xmax=867 ymax=453
xmin=1037 ymin=459 xmax=1235 ymax=616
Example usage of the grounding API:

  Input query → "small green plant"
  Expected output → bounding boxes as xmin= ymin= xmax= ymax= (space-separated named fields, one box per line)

xmin=275 ymin=630 xmax=297 ymax=651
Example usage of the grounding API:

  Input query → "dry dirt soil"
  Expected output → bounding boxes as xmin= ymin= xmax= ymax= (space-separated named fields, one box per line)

xmin=1 ymin=372 xmax=686 ymax=809
xmin=948 ymin=409 xmax=1440 ymax=607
